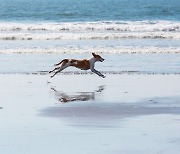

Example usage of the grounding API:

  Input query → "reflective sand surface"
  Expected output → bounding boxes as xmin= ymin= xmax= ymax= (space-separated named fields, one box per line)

xmin=0 ymin=74 xmax=180 ymax=154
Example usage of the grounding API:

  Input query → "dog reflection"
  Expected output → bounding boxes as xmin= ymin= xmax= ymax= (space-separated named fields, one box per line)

xmin=50 ymin=85 xmax=105 ymax=103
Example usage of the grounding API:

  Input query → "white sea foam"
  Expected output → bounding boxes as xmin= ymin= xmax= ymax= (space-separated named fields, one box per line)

xmin=0 ymin=21 xmax=180 ymax=40
xmin=0 ymin=46 xmax=179 ymax=54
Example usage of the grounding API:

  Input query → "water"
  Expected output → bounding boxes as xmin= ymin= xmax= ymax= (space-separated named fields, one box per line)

xmin=0 ymin=0 xmax=180 ymax=22
xmin=0 ymin=53 xmax=179 ymax=74
xmin=0 ymin=21 xmax=180 ymax=40
xmin=0 ymin=0 xmax=180 ymax=41
xmin=0 ymin=0 xmax=180 ymax=74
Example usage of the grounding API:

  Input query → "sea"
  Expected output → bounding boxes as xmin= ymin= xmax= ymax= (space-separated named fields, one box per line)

xmin=0 ymin=0 xmax=180 ymax=74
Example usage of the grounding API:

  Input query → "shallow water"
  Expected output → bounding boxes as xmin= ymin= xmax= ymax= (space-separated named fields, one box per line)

xmin=0 ymin=53 xmax=179 ymax=74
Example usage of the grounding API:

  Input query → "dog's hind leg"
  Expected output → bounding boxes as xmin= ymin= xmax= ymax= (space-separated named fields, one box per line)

xmin=49 ymin=67 xmax=61 ymax=73
xmin=50 ymin=67 xmax=66 ymax=78
xmin=51 ymin=70 xmax=61 ymax=78
xmin=51 ymin=61 xmax=70 ymax=78
xmin=49 ymin=59 xmax=69 ymax=73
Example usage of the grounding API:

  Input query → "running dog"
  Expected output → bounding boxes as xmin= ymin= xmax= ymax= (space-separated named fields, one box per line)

xmin=49 ymin=53 xmax=105 ymax=78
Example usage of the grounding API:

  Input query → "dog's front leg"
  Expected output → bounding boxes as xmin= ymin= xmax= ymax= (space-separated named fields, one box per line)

xmin=91 ymin=68 xmax=105 ymax=78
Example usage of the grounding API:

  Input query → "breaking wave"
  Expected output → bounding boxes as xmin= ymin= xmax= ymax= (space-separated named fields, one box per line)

xmin=0 ymin=21 xmax=180 ymax=40
xmin=0 ymin=46 xmax=179 ymax=54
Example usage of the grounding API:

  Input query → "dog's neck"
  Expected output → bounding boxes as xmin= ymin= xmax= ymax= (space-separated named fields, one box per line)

xmin=89 ymin=57 xmax=97 ymax=66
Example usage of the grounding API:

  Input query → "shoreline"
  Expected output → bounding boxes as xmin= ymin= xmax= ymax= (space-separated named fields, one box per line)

xmin=0 ymin=72 xmax=180 ymax=75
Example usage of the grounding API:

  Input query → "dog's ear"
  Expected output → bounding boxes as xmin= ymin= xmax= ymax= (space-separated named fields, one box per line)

xmin=92 ymin=53 xmax=96 ymax=57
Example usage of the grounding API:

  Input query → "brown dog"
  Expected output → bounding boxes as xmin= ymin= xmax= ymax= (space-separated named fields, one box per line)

xmin=49 ymin=53 xmax=105 ymax=78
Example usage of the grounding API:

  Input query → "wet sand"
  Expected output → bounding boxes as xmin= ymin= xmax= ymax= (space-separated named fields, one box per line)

xmin=0 ymin=74 xmax=180 ymax=154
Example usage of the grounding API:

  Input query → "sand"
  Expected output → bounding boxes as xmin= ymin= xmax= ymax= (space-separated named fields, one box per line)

xmin=0 ymin=74 xmax=180 ymax=154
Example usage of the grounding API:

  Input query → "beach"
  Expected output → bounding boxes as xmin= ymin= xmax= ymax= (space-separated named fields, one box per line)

xmin=0 ymin=44 xmax=180 ymax=154
xmin=0 ymin=74 xmax=180 ymax=154
xmin=1 ymin=0 xmax=180 ymax=153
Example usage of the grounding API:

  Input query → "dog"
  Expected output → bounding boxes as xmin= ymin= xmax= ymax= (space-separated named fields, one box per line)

xmin=49 ymin=53 xmax=105 ymax=78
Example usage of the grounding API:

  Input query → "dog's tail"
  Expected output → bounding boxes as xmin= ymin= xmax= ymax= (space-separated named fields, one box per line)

xmin=54 ymin=59 xmax=68 ymax=66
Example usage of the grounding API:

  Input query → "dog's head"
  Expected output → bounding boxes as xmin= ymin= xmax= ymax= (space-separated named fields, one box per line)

xmin=92 ymin=53 xmax=105 ymax=62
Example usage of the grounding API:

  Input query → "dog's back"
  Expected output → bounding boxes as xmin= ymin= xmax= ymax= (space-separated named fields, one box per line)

xmin=70 ymin=59 xmax=90 ymax=70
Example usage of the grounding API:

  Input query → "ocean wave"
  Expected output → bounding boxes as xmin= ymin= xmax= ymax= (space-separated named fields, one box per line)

xmin=0 ymin=21 xmax=179 ymax=40
xmin=0 ymin=21 xmax=179 ymax=32
xmin=0 ymin=31 xmax=180 ymax=40
xmin=0 ymin=46 xmax=179 ymax=54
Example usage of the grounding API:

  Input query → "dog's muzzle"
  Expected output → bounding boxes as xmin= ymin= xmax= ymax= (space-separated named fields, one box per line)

xmin=100 ymin=58 xmax=105 ymax=62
